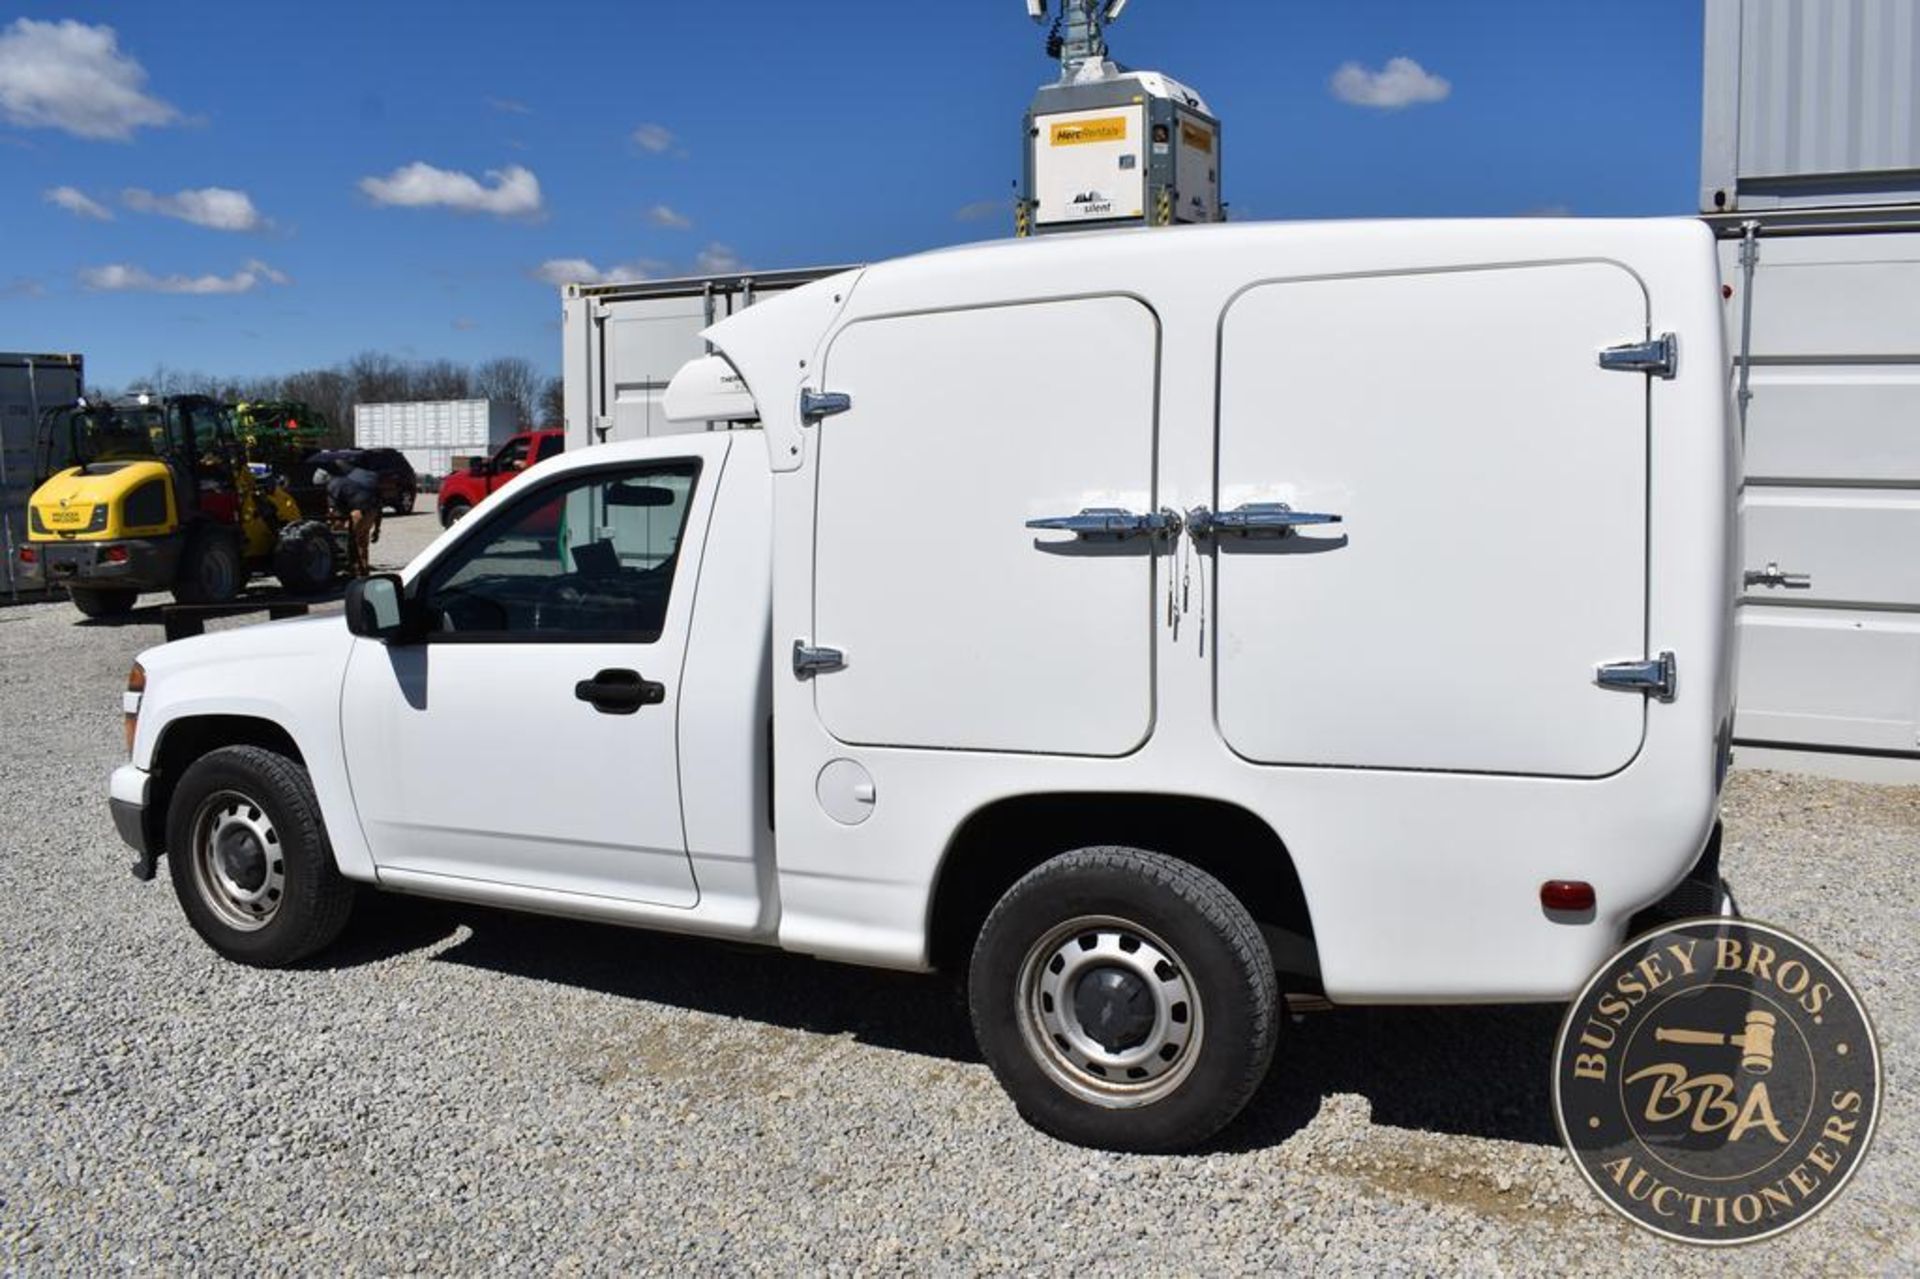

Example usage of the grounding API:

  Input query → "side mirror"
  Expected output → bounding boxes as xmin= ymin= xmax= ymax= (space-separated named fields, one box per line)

xmin=344 ymin=573 xmax=417 ymax=642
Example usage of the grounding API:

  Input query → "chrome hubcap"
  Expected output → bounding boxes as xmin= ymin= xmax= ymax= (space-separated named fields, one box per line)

xmin=189 ymin=790 xmax=285 ymax=931
xmin=1018 ymin=916 xmax=1202 ymax=1107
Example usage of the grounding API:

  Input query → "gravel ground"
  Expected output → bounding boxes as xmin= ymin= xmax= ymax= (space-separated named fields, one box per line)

xmin=1 ymin=499 xmax=1915 ymax=1273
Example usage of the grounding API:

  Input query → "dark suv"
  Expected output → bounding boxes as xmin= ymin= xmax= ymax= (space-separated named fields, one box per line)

xmin=304 ymin=447 xmax=420 ymax=515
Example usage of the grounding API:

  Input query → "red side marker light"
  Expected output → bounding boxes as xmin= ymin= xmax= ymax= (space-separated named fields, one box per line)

xmin=1541 ymin=880 xmax=1596 ymax=912
xmin=18 ymin=546 xmax=35 ymax=564
xmin=104 ymin=545 xmax=130 ymax=564
xmin=1722 ymin=284 xmax=1734 ymax=299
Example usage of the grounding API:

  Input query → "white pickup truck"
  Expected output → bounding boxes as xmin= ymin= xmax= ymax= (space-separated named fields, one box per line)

xmin=109 ymin=220 xmax=1736 ymax=1151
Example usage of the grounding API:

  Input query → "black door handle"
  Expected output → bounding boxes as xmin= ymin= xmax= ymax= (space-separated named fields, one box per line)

xmin=574 ymin=668 xmax=665 ymax=715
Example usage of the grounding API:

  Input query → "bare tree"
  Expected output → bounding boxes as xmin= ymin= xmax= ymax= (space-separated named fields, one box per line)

xmin=474 ymin=356 xmax=539 ymax=428
xmin=412 ymin=359 xmax=473 ymax=401
xmin=538 ymin=376 xmax=564 ymax=428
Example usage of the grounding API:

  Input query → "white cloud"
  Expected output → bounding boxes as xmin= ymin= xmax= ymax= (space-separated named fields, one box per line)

xmin=487 ymin=96 xmax=531 ymax=115
xmin=80 ymin=258 xmax=289 ymax=295
xmin=645 ymin=203 xmax=692 ymax=230
xmin=631 ymin=122 xmax=674 ymax=154
xmin=359 ymin=162 xmax=544 ymax=218
xmin=1329 ymin=57 xmax=1451 ymax=110
xmin=954 ymin=198 xmax=1010 ymax=223
xmin=694 ymin=242 xmax=743 ymax=274
xmin=452 ymin=317 xmax=478 ymax=330
xmin=123 ymin=185 xmax=265 ymax=231
xmin=0 ymin=18 xmax=181 ymax=140
xmin=2 ymin=276 xmax=45 ymax=298
xmin=45 ymin=185 xmax=112 ymax=220
xmin=531 ymin=257 xmax=666 ymax=287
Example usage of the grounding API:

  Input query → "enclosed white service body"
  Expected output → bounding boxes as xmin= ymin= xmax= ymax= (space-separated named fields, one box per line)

xmin=114 ymin=221 xmax=1735 ymax=1151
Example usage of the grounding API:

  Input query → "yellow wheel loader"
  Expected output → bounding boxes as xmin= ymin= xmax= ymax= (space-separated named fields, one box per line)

xmin=23 ymin=394 xmax=340 ymax=618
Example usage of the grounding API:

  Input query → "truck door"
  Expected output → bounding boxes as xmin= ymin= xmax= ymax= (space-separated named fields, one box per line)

xmin=339 ymin=435 xmax=734 ymax=905
xmin=1213 ymin=263 xmax=1650 ymax=777
xmin=812 ymin=296 xmax=1161 ymax=756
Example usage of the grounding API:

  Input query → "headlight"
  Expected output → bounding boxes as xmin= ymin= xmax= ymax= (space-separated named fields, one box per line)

xmin=124 ymin=661 xmax=145 ymax=755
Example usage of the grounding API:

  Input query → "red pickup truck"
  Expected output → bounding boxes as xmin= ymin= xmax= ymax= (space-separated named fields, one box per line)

xmin=436 ymin=429 xmax=565 ymax=527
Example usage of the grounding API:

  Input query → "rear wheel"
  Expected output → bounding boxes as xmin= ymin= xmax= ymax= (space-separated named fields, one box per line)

xmin=165 ymin=745 xmax=355 ymax=967
xmin=68 ymin=586 xmax=138 ymax=618
xmin=439 ymin=497 xmax=471 ymax=528
xmin=392 ymin=486 xmax=416 ymax=515
xmin=273 ymin=520 xmax=336 ymax=594
xmin=172 ymin=530 xmax=241 ymax=604
xmin=969 ymin=847 xmax=1278 ymax=1152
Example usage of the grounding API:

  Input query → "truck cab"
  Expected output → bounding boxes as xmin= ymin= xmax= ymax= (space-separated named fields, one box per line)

xmin=434 ymin=428 xmax=564 ymax=527
xmin=108 ymin=220 xmax=1737 ymax=1152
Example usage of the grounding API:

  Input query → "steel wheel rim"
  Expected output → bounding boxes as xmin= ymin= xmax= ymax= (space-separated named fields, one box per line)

xmin=1016 ymin=914 xmax=1203 ymax=1108
xmin=188 ymin=789 xmax=285 ymax=932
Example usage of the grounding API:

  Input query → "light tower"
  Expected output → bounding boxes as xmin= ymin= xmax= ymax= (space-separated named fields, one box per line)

xmin=1017 ymin=0 xmax=1222 ymax=236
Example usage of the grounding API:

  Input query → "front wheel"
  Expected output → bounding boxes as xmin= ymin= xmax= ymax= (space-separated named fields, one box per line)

xmin=172 ymin=530 xmax=241 ymax=604
xmin=273 ymin=520 xmax=336 ymax=594
xmin=969 ymin=847 xmax=1278 ymax=1152
xmin=165 ymin=745 xmax=355 ymax=967
xmin=439 ymin=497 xmax=471 ymax=528
xmin=392 ymin=486 xmax=416 ymax=516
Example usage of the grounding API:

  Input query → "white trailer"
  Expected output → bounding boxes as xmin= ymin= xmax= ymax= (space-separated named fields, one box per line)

xmin=1702 ymin=0 xmax=1920 ymax=781
xmin=1 ymin=352 xmax=83 ymax=599
xmin=559 ymin=268 xmax=854 ymax=453
xmin=353 ymin=399 xmax=517 ymax=481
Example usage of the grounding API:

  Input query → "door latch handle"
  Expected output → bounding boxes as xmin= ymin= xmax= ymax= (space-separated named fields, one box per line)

xmin=793 ymin=641 xmax=846 ymax=678
xmin=1187 ymin=502 xmax=1342 ymax=539
xmin=574 ymin=668 xmax=666 ymax=715
xmin=1743 ymin=561 xmax=1812 ymax=590
xmin=1026 ymin=507 xmax=1182 ymax=541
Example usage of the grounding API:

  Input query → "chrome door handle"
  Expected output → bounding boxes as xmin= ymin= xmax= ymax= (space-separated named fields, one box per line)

xmin=1743 ymin=561 xmax=1811 ymax=590
xmin=1026 ymin=507 xmax=1182 ymax=540
xmin=1188 ymin=502 xmax=1342 ymax=538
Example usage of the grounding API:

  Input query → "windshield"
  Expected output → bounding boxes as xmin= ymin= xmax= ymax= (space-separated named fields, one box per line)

xmin=38 ymin=404 xmax=172 ymax=476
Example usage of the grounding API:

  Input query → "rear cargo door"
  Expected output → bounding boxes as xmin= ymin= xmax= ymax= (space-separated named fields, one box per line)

xmin=812 ymin=296 xmax=1160 ymax=756
xmin=1213 ymin=262 xmax=1650 ymax=776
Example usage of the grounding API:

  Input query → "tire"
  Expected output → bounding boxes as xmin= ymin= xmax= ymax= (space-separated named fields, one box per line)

xmin=165 ymin=745 xmax=355 ymax=967
xmin=439 ymin=497 xmax=471 ymax=528
xmin=392 ymin=486 xmax=416 ymax=516
xmin=67 ymin=586 xmax=138 ymax=618
xmin=272 ymin=520 xmax=336 ymax=595
xmin=968 ymin=847 xmax=1278 ymax=1153
xmin=172 ymin=529 xmax=242 ymax=604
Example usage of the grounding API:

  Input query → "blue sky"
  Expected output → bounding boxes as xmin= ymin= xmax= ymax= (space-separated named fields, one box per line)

xmin=2 ymin=1 xmax=1705 ymax=389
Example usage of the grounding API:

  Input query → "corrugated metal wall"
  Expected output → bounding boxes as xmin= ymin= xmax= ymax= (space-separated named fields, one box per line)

xmin=352 ymin=399 xmax=516 ymax=477
xmin=1703 ymin=0 xmax=1920 ymax=209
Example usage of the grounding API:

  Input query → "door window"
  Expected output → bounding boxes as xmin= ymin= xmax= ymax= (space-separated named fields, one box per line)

xmin=494 ymin=437 xmax=530 ymax=472
xmin=421 ymin=462 xmax=701 ymax=641
xmin=534 ymin=434 xmax=565 ymax=462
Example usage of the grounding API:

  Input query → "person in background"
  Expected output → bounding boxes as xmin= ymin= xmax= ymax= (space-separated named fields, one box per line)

xmin=327 ymin=458 xmax=382 ymax=577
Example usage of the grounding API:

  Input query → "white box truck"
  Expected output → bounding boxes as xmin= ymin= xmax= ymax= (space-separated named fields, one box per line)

xmin=106 ymin=221 xmax=1735 ymax=1152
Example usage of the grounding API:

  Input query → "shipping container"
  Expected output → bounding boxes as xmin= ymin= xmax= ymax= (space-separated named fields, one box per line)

xmin=0 ymin=353 xmax=83 ymax=600
xmin=1701 ymin=0 xmax=1920 ymax=212
xmin=560 ymin=267 xmax=853 ymax=452
xmin=353 ymin=399 xmax=516 ymax=478
xmin=1698 ymin=2 xmax=1920 ymax=781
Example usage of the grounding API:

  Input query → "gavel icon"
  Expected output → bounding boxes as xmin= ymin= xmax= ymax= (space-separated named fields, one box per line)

xmin=1654 ymin=1010 xmax=1778 ymax=1075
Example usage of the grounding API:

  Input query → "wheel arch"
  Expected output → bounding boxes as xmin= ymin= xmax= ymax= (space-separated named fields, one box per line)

xmin=925 ymin=791 xmax=1320 ymax=988
xmin=146 ymin=714 xmax=306 ymax=857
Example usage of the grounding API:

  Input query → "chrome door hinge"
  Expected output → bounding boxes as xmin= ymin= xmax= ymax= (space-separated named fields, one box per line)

xmin=1596 ymin=650 xmax=1676 ymax=702
xmin=792 ymin=640 xmax=846 ymax=679
xmin=799 ymin=389 xmax=852 ymax=421
xmin=1599 ymin=332 xmax=1678 ymax=379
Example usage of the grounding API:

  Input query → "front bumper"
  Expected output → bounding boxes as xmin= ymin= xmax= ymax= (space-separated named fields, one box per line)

xmin=109 ymin=763 xmax=158 ymax=879
xmin=37 ymin=535 xmax=181 ymax=592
